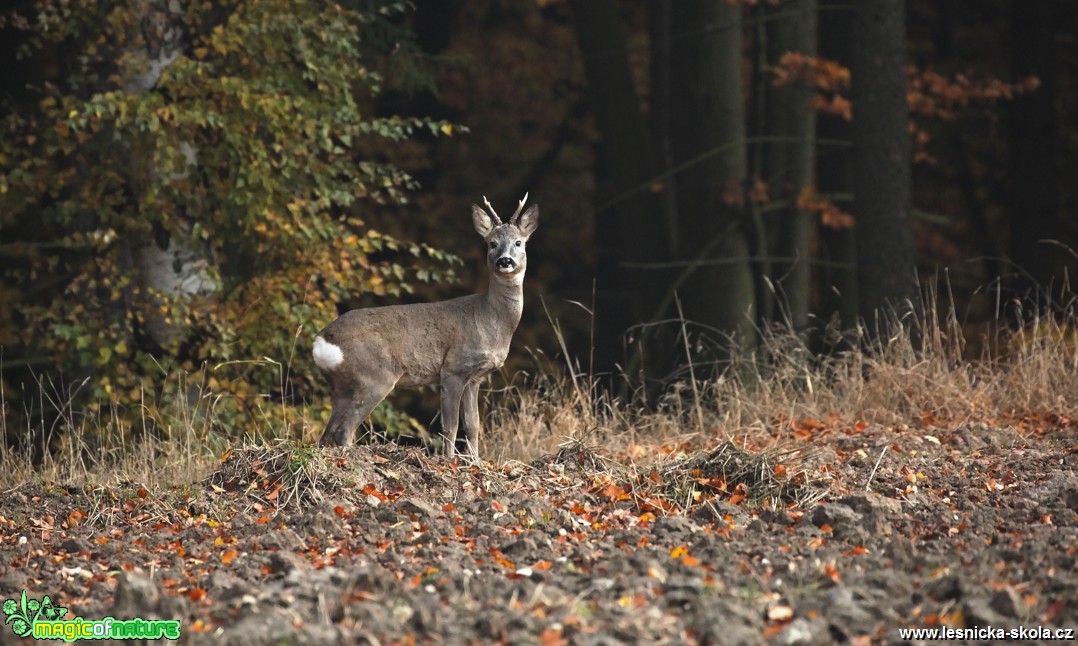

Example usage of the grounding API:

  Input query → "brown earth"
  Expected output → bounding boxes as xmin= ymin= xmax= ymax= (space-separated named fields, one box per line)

xmin=1 ymin=420 xmax=1076 ymax=645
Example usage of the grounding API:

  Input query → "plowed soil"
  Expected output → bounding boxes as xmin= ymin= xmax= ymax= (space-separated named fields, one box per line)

xmin=2 ymin=420 xmax=1076 ymax=644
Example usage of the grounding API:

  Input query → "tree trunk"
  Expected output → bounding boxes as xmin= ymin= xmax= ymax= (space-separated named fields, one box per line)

xmin=650 ymin=0 xmax=678 ymax=258
xmin=764 ymin=0 xmax=817 ymax=333
xmin=817 ymin=2 xmax=858 ymax=332
xmin=668 ymin=0 xmax=756 ymax=365
xmin=851 ymin=0 xmax=914 ymax=331
xmin=569 ymin=0 xmax=669 ymax=384
xmin=123 ymin=0 xmax=216 ymax=350
xmin=1008 ymin=1 xmax=1060 ymax=307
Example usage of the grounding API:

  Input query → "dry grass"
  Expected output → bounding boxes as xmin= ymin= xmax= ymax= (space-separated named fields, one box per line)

xmin=487 ymin=297 xmax=1077 ymax=465
xmin=663 ymin=439 xmax=828 ymax=509
xmin=0 ymin=368 xmax=307 ymax=490
xmin=2 ymin=293 xmax=1076 ymax=491
xmin=208 ymin=441 xmax=335 ymax=510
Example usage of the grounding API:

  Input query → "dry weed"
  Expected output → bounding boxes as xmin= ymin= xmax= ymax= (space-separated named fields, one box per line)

xmin=2 ymin=292 xmax=1076 ymax=490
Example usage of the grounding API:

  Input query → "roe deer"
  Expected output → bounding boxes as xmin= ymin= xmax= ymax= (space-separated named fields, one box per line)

xmin=312 ymin=194 xmax=539 ymax=457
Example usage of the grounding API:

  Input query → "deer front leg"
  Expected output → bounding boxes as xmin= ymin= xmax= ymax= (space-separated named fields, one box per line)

xmin=439 ymin=374 xmax=467 ymax=456
xmin=460 ymin=379 xmax=481 ymax=459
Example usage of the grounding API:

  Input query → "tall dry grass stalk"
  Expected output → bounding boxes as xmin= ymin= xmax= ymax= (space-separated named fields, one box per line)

xmin=0 ymin=366 xmax=308 ymax=489
xmin=486 ymin=290 xmax=1078 ymax=462
xmin=3 ymin=292 xmax=1076 ymax=484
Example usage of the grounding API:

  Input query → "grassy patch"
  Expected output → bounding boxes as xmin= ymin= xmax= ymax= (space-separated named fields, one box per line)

xmin=2 ymin=293 xmax=1076 ymax=492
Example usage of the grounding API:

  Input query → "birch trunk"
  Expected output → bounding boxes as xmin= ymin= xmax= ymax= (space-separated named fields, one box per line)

xmin=121 ymin=0 xmax=216 ymax=348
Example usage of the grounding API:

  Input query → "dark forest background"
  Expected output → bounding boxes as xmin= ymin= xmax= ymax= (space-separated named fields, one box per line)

xmin=1 ymin=0 xmax=1076 ymax=442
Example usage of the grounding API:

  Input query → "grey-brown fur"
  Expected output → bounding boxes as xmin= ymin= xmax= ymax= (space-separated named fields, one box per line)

xmin=314 ymin=195 xmax=539 ymax=457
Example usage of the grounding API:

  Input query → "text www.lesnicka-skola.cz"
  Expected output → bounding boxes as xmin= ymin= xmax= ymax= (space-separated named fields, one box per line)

xmin=897 ymin=625 xmax=1074 ymax=641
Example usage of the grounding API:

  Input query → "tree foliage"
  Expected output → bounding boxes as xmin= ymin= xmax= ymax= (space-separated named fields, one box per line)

xmin=0 ymin=0 xmax=460 ymax=439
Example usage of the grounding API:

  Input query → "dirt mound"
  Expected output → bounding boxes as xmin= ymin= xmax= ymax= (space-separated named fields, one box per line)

xmin=1 ymin=424 xmax=1075 ymax=644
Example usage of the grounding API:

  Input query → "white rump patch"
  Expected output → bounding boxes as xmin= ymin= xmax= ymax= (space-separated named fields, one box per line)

xmin=312 ymin=336 xmax=344 ymax=371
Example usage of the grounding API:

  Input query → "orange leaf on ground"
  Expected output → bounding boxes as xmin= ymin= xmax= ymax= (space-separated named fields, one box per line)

xmin=538 ymin=627 xmax=568 ymax=646
xmin=698 ymin=476 xmax=727 ymax=492
xmin=361 ymin=483 xmax=387 ymax=502
xmin=823 ymin=563 xmax=841 ymax=582
xmin=597 ymin=483 xmax=627 ymax=500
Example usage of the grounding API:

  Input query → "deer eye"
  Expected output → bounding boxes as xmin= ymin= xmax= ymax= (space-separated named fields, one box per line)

xmin=514 ymin=240 xmax=522 ymax=247
xmin=489 ymin=241 xmax=496 ymax=249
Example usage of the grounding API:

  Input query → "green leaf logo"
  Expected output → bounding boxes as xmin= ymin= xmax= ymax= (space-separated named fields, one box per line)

xmin=2 ymin=591 xmax=35 ymax=637
xmin=1 ymin=591 xmax=65 ymax=637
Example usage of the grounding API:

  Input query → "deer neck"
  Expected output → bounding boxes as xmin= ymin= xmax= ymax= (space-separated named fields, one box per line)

xmin=483 ymin=273 xmax=525 ymax=325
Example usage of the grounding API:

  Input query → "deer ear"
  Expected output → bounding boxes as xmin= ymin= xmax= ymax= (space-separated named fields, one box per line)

xmin=472 ymin=204 xmax=498 ymax=238
xmin=516 ymin=205 xmax=539 ymax=239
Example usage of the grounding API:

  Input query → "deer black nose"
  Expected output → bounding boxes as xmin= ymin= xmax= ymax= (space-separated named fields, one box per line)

xmin=496 ymin=257 xmax=515 ymax=269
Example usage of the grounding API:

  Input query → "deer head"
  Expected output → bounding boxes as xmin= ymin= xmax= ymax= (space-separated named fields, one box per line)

xmin=472 ymin=193 xmax=540 ymax=286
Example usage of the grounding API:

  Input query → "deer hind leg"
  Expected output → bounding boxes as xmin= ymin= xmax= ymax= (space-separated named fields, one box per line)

xmin=319 ymin=377 xmax=397 ymax=447
xmin=459 ymin=379 xmax=481 ymax=459
xmin=439 ymin=374 xmax=468 ymax=456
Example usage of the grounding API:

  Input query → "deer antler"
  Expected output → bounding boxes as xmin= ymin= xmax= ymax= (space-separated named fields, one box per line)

xmin=481 ymin=196 xmax=502 ymax=223
xmin=509 ymin=192 xmax=529 ymax=225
